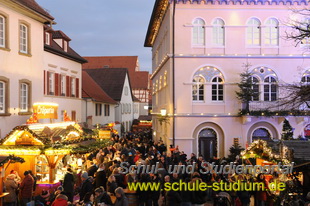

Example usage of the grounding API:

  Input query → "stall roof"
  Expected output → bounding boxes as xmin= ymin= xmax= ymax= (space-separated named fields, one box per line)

xmin=0 ymin=122 xmax=83 ymax=146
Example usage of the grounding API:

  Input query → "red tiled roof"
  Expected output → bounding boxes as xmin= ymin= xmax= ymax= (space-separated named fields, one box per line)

xmin=52 ymin=30 xmax=71 ymax=41
xmin=14 ymin=0 xmax=54 ymax=20
xmin=82 ymin=71 xmax=117 ymax=104
xmin=82 ymin=56 xmax=149 ymax=90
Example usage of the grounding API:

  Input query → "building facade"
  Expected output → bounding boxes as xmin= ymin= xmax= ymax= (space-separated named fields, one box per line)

xmin=145 ymin=0 xmax=310 ymax=159
xmin=0 ymin=0 xmax=85 ymax=138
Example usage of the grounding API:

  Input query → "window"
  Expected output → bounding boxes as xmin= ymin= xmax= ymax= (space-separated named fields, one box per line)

xmin=61 ymin=75 xmax=66 ymax=96
xmin=45 ymin=32 xmax=50 ymax=45
xmin=264 ymin=76 xmax=277 ymax=101
xmin=247 ymin=18 xmax=261 ymax=46
xmin=95 ymin=103 xmax=102 ymax=116
xmin=301 ymin=18 xmax=310 ymax=46
xmin=71 ymin=77 xmax=75 ymax=97
xmin=35 ymin=155 xmax=49 ymax=183
xmin=301 ymin=75 xmax=310 ymax=83
xmin=20 ymin=83 xmax=28 ymax=112
xmin=71 ymin=110 xmax=76 ymax=121
xmin=192 ymin=18 xmax=205 ymax=46
xmin=48 ymin=72 xmax=54 ymax=95
xmin=212 ymin=77 xmax=224 ymax=101
xmin=251 ymin=76 xmax=260 ymax=101
xmin=192 ymin=76 xmax=205 ymax=101
xmin=104 ymin=104 xmax=110 ymax=116
xmin=252 ymin=128 xmax=271 ymax=142
xmin=0 ymin=81 xmax=4 ymax=113
xmin=212 ymin=18 xmax=225 ymax=46
xmin=0 ymin=15 xmax=5 ymax=48
xmin=265 ymin=18 xmax=279 ymax=46
xmin=124 ymin=86 xmax=128 ymax=96
xmin=20 ymin=24 xmax=28 ymax=53
xmin=64 ymin=40 xmax=68 ymax=52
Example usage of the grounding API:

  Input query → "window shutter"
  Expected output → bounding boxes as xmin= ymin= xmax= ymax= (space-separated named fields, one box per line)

xmin=43 ymin=70 xmax=46 ymax=95
xmin=55 ymin=73 xmax=59 ymax=96
xmin=46 ymin=71 xmax=50 ymax=95
xmin=76 ymin=78 xmax=79 ymax=98
xmin=66 ymin=76 xmax=70 ymax=97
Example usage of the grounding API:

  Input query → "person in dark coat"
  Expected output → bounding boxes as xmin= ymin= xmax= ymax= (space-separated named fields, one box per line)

xmin=20 ymin=171 xmax=34 ymax=206
xmin=3 ymin=174 xmax=18 ymax=206
xmin=63 ymin=167 xmax=75 ymax=202
xmin=107 ymin=175 xmax=118 ymax=195
xmin=79 ymin=172 xmax=93 ymax=201
xmin=28 ymin=170 xmax=37 ymax=192
xmin=114 ymin=187 xmax=129 ymax=206
xmin=87 ymin=161 xmax=98 ymax=177
xmin=94 ymin=186 xmax=112 ymax=206
xmin=94 ymin=163 xmax=107 ymax=191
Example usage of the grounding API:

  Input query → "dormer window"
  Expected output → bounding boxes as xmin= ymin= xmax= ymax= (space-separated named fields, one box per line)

xmin=45 ymin=32 xmax=50 ymax=45
xmin=64 ymin=40 xmax=68 ymax=52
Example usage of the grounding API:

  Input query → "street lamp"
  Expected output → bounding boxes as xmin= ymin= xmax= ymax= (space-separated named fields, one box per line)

xmin=160 ymin=109 xmax=167 ymax=116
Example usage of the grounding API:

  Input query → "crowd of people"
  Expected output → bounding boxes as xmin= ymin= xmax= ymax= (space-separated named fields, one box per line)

xmin=2 ymin=129 xmax=310 ymax=206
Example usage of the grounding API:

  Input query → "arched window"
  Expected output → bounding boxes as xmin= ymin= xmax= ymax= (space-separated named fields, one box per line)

xmin=265 ymin=18 xmax=279 ymax=46
xmin=20 ymin=23 xmax=28 ymax=53
xmin=247 ymin=18 xmax=261 ymax=46
xmin=251 ymin=76 xmax=260 ymax=101
xmin=192 ymin=18 xmax=205 ymax=46
xmin=301 ymin=75 xmax=310 ymax=83
xmin=212 ymin=77 xmax=224 ymax=101
xmin=212 ymin=18 xmax=225 ymax=46
xmin=0 ymin=81 xmax=5 ymax=113
xmin=264 ymin=76 xmax=277 ymax=101
xmin=252 ymin=128 xmax=271 ymax=142
xmin=192 ymin=76 xmax=205 ymax=101
xmin=0 ymin=15 xmax=5 ymax=48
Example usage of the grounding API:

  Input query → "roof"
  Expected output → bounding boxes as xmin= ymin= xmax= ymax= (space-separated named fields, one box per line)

xmin=83 ymin=56 xmax=149 ymax=89
xmin=84 ymin=68 xmax=132 ymax=102
xmin=44 ymin=30 xmax=87 ymax=64
xmin=13 ymin=0 xmax=54 ymax=20
xmin=52 ymin=30 xmax=71 ymax=41
xmin=138 ymin=115 xmax=152 ymax=121
xmin=82 ymin=71 xmax=117 ymax=104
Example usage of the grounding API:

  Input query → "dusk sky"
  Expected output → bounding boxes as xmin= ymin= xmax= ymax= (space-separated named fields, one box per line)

xmin=36 ymin=0 xmax=155 ymax=72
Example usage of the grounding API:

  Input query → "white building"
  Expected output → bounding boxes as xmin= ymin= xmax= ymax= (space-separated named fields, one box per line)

xmin=83 ymin=68 xmax=135 ymax=132
xmin=0 ymin=0 xmax=86 ymax=138
xmin=81 ymin=71 xmax=117 ymax=127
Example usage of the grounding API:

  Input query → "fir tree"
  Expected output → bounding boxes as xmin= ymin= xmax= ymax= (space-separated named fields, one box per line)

xmin=236 ymin=64 xmax=258 ymax=113
xmin=282 ymin=119 xmax=294 ymax=140
xmin=227 ymin=143 xmax=244 ymax=162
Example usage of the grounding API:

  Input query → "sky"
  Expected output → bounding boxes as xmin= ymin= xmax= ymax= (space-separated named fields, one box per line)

xmin=36 ymin=0 xmax=155 ymax=72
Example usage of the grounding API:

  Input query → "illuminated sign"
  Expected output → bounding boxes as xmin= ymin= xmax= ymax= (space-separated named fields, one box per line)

xmin=33 ymin=103 xmax=58 ymax=119
xmin=99 ymin=130 xmax=111 ymax=139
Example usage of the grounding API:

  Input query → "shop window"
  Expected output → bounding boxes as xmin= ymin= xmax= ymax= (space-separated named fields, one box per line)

xmin=104 ymin=104 xmax=110 ymax=116
xmin=35 ymin=155 xmax=49 ymax=183
xmin=96 ymin=103 xmax=102 ymax=116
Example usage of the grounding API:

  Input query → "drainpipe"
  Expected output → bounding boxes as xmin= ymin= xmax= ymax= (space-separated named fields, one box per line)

xmin=172 ymin=0 xmax=176 ymax=147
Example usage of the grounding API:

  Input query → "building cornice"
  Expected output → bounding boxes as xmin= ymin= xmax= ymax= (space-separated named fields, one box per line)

xmin=169 ymin=0 xmax=308 ymax=6
xmin=144 ymin=0 xmax=169 ymax=47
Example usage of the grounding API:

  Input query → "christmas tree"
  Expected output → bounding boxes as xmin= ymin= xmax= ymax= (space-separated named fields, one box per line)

xmin=281 ymin=119 xmax=294 ymax=140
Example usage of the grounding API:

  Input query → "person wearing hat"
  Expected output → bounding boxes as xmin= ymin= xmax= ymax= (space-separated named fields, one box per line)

xmin=79 ymin=171 xmax=93 ymax=201
xmin=4 ymin=174 xmax=18 ymax=206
